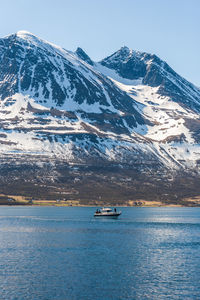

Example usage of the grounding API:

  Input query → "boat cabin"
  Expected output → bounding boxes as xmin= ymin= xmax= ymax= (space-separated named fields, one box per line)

xmin=101 ymin=207 xmax=112 ymax=212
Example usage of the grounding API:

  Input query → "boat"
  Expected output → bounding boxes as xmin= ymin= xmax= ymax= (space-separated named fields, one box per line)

xmin=94 ymin=207 xmax=121 ymax=217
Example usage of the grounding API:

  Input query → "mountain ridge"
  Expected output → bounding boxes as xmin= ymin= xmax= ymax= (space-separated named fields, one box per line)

xmin=0 ymin=31 xmax=200 ymax=203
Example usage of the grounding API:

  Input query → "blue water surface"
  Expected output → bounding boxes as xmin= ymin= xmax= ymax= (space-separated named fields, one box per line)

xmin=0 ymin=207 xmax=200 ymax=299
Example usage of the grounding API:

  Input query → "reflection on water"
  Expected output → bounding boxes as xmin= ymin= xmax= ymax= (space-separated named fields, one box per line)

xmin=0 ymin=207 xmax=200 ymax=299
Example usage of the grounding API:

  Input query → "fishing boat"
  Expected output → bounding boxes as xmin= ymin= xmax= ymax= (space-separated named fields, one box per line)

xmin=94 ymin=207 xmax=121 ymax=217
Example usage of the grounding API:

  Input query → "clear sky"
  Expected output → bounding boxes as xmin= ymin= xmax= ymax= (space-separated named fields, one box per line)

xmin=0 ymin=0 xmax=199 ymax=86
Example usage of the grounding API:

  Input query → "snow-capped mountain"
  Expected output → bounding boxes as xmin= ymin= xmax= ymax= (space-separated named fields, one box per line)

xmin=97 ymin=47 xmax=200 ymax=171
xmin=100 ymin=46 xmax=200 ymax=112
xmin=0 ymin=31 xmax=200 ymax=176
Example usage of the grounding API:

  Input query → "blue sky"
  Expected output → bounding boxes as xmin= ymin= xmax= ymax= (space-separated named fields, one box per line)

xmin=0 ymin=0 xmax=199 ymax=85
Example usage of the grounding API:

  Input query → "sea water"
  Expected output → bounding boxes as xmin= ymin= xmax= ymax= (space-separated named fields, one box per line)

xmin=0 ymin=207 xmax=200 ymax=299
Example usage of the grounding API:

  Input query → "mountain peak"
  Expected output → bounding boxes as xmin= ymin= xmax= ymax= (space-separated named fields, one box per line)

xmin=4 ymin=30 xmax=45 ymax=46
xmin=16 ymin=30 xmax=35 ymax=37
xmin=3 ymin=30 xmax=37 ymax=40
xmin=6 ymin=31 xmax=67 ymax=57
xmin=119 ymin=46 xmax=130 ymax=53
xmin=75 ymin=47 xmax=94 ymax=65
xmin=111 ymin=46 xmax=131 ymax=58
xmin=15 ymin=30 xmax=41 ymax=42
xmin=100 ymin=46 xmax=138 ymax=65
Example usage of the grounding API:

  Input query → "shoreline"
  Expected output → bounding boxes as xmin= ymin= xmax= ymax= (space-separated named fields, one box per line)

xmin=1 ymin=194 xmax=200 ymax=208
xmin=0 ymin=203 xmax=198 ymax=208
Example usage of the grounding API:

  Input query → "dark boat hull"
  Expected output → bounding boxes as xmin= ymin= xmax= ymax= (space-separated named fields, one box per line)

xmin=94 ymin=212 xmax=121 ymax=217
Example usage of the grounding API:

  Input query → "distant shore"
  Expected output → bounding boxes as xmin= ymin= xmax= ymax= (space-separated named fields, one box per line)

xmin=1 ymin=193 xmax=200 ymax=207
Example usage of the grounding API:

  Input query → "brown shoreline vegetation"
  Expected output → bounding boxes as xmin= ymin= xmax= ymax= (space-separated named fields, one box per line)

xmin=1 ymin=194 xmax=200 ymax=207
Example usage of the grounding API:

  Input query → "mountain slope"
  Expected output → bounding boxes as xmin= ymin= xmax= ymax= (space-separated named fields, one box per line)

xmin=100 ymin=46 xmax=200 ymax=112
xmin=95 ymin=47 xmax=200 ymax=171
xmin=0 ymin=31 xmax=200 ymax=188
xmin=0 ymin=31 xmax=152 ymax=163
